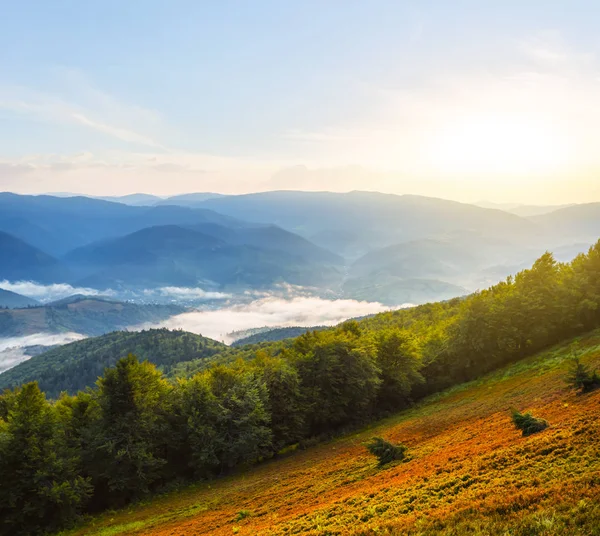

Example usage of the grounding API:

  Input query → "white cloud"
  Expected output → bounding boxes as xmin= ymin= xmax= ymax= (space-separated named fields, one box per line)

xmin=133 ymin=296 xmax=408 ymax=344
xmin=0 ymin=74 xmax=165 ymax=149
xmin=0 ymin=281 xmax=115 ymax=303
xmin=147 ymin=287 xmax=232 ymax=300
xmin=0 ymin=332 xmax=86 ymax=373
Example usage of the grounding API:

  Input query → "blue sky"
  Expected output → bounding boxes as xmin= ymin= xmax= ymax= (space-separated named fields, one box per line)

xmin=1 ymin=1 xmax=600 ymax=202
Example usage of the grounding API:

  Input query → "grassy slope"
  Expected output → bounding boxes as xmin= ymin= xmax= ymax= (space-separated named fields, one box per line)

xmin=63 ymin=331 xmax=600 ymax=536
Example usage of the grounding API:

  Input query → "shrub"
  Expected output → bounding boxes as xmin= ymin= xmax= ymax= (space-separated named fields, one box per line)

xmin=235 ymin=510 xmax=251 ymax=521
xmin=511 ymin=409 xmax=548 ymax=436
xmin=366 ymin=437 xmax=407 ymax=465
xmin=566 ymin=358 xmax=600 ymax=393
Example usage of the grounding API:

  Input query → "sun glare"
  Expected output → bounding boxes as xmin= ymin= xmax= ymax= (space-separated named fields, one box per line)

xmin=428 ymin=115 xmax=573 ymax=177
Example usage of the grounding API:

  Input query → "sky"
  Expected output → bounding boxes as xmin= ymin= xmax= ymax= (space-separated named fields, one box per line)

xmin=1 ymin=0 xmax=600 ymax=203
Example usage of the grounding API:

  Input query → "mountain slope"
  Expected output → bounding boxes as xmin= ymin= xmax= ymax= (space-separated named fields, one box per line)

xmin=0 ymin=231 xmax=70 ymax=283
xmin=0 ymin=329 xmax=225 ymax=398
xmin=531 ymin=202 xmax=600 ymax=240
xmin=158 ymin=192 xmax=226 ymax=206
xmin=0 ymin=296 xmax=184 ymax=337
xmin=64 ymin=329 xmax=600 ymax=536
xmin=199 ymin=191 xmax=537 ymax=258
xmin=184 ymin=222 xmax=343 ymax=264
xmin=64 ymin=225 xmax=343 ymax=289
xmin=0 ymin=288 xmax=39 ymax=309
xmin=0 ymin=193 xmax=243 ymax=256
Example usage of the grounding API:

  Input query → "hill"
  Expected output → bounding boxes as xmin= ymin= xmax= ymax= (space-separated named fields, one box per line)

xmin=342 ymin=275 xmax=467 ymax=305
xmin=198 ymin=191 xmax=536 ymax=259
xmin=0 ymin=329 xmax=225 ymax=399
xmin=64 ymin=225 xmax=342 ymax=289
xmin=157 ymin=192 xmax=226 ymax=206
xmin=531 ymin=202 xmax=600 ymax=242
xmin=91 ymin=193 xmax=164 ymax=206
xmin=0 ymin=193 xmax=243 ymax=256
xmin=0 ymin=231 xmax=70 ymax=283
xmin=63 ymin=329 xmax=600 ymax=536
xmin=184 ymin=222 xmax=343 ymax=264
xmin=0 ymin=296 xmax=184 ymax=337
xmin=231 ymin=325 xmax=328 ymax=346
xmin=0 ymin=288 xmax=39 ymax=309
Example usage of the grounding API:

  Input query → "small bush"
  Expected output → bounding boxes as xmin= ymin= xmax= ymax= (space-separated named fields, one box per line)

xmin=566 ymin=359 xmax=600 ymax=393
xmin=366 ymin=437 xmax=407 ymax=465
xmin=235 ymin=510 xmax=251 ymax=521
xmin=511 ymin=409 xmax=548 ymax=436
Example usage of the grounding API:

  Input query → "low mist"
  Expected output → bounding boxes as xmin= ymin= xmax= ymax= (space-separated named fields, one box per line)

xmin=0 ymin=280 xmax=114 ymax=303
xmin=0 ymin=332 xmax=86 ymax=373
xmin=135 ymin=296 xmax=409 ymax=344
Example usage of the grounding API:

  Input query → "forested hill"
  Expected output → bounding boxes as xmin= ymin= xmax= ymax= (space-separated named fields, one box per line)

xmin=0 ymin=296 xmax=185 ymax=337
xmin=2 ymin=241 xmax=600 ymax=535
xmin=0 ymin=329 xmax=225 ymax=399
xmin=231 ymin=325 xmax=328 ymax=346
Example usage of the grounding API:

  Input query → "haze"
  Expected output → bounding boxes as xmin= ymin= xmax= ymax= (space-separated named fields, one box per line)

xmin=2 ymin=1 xmax=600 ymax=204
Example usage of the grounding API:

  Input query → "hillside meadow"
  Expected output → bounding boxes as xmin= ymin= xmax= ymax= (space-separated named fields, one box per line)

xmin=62 ymin=329 xmax=600 ymax=536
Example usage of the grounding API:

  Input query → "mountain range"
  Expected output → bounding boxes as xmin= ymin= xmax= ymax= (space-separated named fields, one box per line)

xmin=0 ymin=191 xmax=598 ymax=306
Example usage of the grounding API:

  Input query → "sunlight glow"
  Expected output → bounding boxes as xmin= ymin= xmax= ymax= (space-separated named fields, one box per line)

xmin=428 ymin=115 xmax=573 ymax=177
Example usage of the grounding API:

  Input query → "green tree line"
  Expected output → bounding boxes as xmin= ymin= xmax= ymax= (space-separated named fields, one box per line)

xmin=2 ymin=242 xmax=600 ymax=535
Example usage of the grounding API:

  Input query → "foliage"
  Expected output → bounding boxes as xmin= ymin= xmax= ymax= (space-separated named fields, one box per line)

xmin=0 ymin=383 xmax=92 ymax=535
xmin=231 ymin=325 xmax=328 ymax=346
xmin=566 ymin=358 xmax=600 ymax=393
xmin=87 ymin=354 xmax=172 ymax=509
xmin=62 ymin=330 xmax=600 ymax=536
xmin=511 ymin=409 xmax=549 ymax=436
xmin=365 ymin=436 xmax=408 ymax=465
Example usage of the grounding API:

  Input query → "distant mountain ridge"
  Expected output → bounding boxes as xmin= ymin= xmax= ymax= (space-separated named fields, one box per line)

xmin=196 ymin=191 xmax=537 ymax=258
xmin=0 ymin=193 xmax=241 ymax=256
xmin=0 ymin=191 xmax=597 ymax=308
xmin=0 ymin=231 xmax=70 ymax=283
xmin=0 ymin=288 xmax=39 ymax=309
xmin=64 ymin=224 xmax=343 ymax=290
xmin=0 ymin=296 xmax=185 ymax=337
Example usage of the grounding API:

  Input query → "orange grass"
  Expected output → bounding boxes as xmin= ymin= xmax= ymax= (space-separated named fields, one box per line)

xmin=64 ymin=332 xmax=600 ymax=536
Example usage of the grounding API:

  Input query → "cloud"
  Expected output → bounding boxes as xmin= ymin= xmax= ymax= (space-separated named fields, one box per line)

xmin=0 ymin=332 xmax=86 ymax=373
xmin=0 ymin=75 xmax=165 ymax=149
xmin=133 ymin=296 xmax=407 ymax=344
xmin=0 ymin=281 xmax=115 ymax=303
xmin=146 ymin=287 xmax=232 ymax=301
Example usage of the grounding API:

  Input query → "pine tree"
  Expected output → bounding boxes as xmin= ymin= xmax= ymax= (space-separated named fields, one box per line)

xmin=88 ymin=355 xmax=171 ymax=509
xmin=566 ymin=358 xmax=600 ymax=393
xmin=511 ymin=409 xmax=548 ymax=436
xmin=365 ymin=437 xmax=407 ymax=466
xmin=0 ymin=383 xmax=91 ymax=535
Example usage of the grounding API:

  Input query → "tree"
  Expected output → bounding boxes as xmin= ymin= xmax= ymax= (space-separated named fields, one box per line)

xmin=365 ymin=437 xmax=407 ymax=466
xmin=250 ymin=352 xmax=305 ymax=451
xmin=511 ymin=409 xmax=548 ymax=436
xmin=208 ymin=366 xmax=272 ymax=471
xmin=292 ymin=329 xmax=381 ymax=435
xmin=88 ymin=355 xmax=171 ymax=509
xmin=372 ymin=329 xmax=422 ymax=410
xmin=566 ymin=358 xmax=600 ymax=393
xmin=0 ymin=383 xmax=92 ymax=535
xmin=172 ymin=366 xmax=271 ymax=478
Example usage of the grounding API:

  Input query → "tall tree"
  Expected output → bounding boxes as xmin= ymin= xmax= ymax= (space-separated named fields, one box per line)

xmin=0 ymin=383 xmax=91 ymax=535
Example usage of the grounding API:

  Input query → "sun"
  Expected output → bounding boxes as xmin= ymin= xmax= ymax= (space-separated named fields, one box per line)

xmin=428 ymin=114 xmax=573 ymax=177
